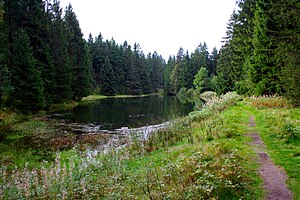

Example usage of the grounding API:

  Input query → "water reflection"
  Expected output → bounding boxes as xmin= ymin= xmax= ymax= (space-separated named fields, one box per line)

xmin=55 ymin=96 xmax=194 ymax=130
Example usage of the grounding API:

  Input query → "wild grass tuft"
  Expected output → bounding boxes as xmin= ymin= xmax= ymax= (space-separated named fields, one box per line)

xmin=202 ymin=92 xmax=242 ymax=112
xmin=248 ymin=104 xmax=300 ymax=199
xmin=249 ymin=95 xmax=291 ymax=108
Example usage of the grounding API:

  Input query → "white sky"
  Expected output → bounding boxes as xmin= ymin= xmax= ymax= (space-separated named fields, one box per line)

xmin=60 ymin=0 xmax=237 ymax=59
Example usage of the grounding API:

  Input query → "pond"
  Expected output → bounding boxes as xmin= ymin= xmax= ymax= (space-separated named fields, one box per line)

xmin=53 ymin=96 xmax=194 ymax=131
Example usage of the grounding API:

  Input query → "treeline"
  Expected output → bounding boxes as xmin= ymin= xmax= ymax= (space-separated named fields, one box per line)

xmin=0 ymin=0 xmax=94 ymax=112
xmin=163 ymin=44 xmax=218 ymax=95
xmin=0 ymin=0 xmax=299 ymax=113
xmin=164 ymin=0 xmax=299 ymax=105
xmin=0 ymin=0 xmax=166 ymax=112
xmin=87 ymin=35 xmax=165 ymax=96
xmin=214 ymin=0 xmax=299 ymax=104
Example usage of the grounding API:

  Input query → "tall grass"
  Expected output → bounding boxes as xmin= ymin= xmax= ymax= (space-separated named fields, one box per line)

xmin=250 ymin=95 xmax=291 ymax=108
xmin=0 ymin=142 xmax=251 ymax=199
xmin=247 ymin=96 xmax=300 ymax=199
xmin=0 ymin=92 xmax=259 ymax=199
xmin=189 ymin=92 xmax=242 ymax=121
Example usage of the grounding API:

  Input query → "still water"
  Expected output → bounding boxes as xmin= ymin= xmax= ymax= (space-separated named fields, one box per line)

xmin=55 ymin=96 xmax=194 ymax=130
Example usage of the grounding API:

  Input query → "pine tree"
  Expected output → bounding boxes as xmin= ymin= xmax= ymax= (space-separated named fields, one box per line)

xmin=193 ymin=67 xmax=212 ymax=95
xmin=215 ymin=13 xmax=243 ymax=94
xmin=180 ymin=51 xmax=192 ymax=89
xmin=163 ymin=56 xmax=175 ymax=95
xmin=0 ymin=1 xmax=3 ymax=23
xmin=209 ymin=47 xmax=218 ymax=77
xmin=39 ymin=0 xmax=56 ymax=105
xmin=137 ymin=47 xmax=150 ymax=94
xmin=49 ymin=0 xmax=72 ymax=102
xmin=269 ymin=0 xmax=300 ymax=104
xmin=10 ymin=30 xmax=45 ymax=112
xmin=190 ymin=42 xmax=210 ymax=80
xmin=64 ymin=4 xmax=93 ymax=100
xmin=90 ymin=33 xmax=105 ymax=93
xmin=149 ymin=51 xmax=164 ymax=93
xmin=249 ymin=0 xmax=281 ymax=95
xmin=0 ymin=0 xmax=10 ymax=105
xmin=215 ymin=43 xmax=235 ymax=94
xmin=170 ymin=47 xmax=184 ymax=94
xmin=101 ymin=56 xmax=116 ymax=95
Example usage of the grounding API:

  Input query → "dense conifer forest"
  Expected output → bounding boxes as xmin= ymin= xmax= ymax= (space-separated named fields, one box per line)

xmin=0 ymin=0 xmax=299 ymax=113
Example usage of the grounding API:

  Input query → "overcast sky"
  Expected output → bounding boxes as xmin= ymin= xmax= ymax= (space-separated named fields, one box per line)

xmin=59 ymin=0 xmax=237 ymax=59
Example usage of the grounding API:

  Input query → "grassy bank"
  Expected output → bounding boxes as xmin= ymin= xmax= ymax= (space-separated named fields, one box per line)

xmin=246 ymin=96 xmax=300 ymax=199
xmin=81 ymin=94 xmax=155 ymax=102
xmin=0 ymin=94 xmax=299 ymax=199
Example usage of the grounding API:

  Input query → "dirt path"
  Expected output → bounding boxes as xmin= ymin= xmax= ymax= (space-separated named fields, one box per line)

xmin=247 ymin=116 xmax=293 ymax=200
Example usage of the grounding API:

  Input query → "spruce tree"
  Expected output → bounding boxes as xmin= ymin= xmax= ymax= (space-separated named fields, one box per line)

xmin=0 ymin=1 xmax=3 ymax=23
xmin=10 ymin=30 xmax=45 ymax=112
xmin=163 ymin=56 xmax=175 ymax=95
xmin=170 ymin=47 xmax=184 ymax=94
xmin=209 ymin=47 xmax=218 ymax=77
xmin=274 ymin=0 xmax=300 ymax=104
xmin=0 ymin=0 xmax=10 ymax=105
xmin=194 ymin=67 xmax=212 ymax=95
xmin=180 ymin=51 xmax=192 ymax=89
xmin=101 ymin=56 xmax=116 ymax=95
xmin=149 ymin=51 xmax=164 ymax=93
xmin=64 ymin=4 xmax=93 ymax=100
xmin=250 ymin=0 xmax=280 ymax=95
xmin=49 ymin=0 xmax=72 ymax=102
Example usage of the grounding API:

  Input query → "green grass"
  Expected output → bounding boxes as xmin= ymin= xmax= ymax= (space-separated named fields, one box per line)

xmin=248 ymin=106 xmax=300 ymax=199
xmin=1 ymin=94 xmax=299 ymax=199
xmin=0 ymin=119 xmax=57 ymax=168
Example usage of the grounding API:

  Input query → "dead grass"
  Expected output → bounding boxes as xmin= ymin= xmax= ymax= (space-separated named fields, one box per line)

xmin=249 ymin=95 xmax=291 ymax=109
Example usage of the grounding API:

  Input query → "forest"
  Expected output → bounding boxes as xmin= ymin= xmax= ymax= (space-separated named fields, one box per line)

xmin=0 ymin=0 xmax=300 ymax=199
xmin=0 ymin=0 xmax=299 ymax=113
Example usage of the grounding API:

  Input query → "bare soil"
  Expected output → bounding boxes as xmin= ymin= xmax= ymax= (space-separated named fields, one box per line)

xmin=247 ymin=116 xmax=293 ymax=200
